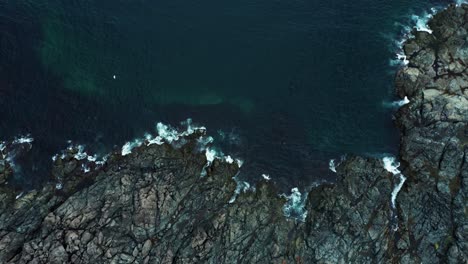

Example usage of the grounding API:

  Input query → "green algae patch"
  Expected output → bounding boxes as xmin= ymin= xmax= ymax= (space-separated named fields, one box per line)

xmin=37 ymin=17 xmax=254 ymax=113
xmin=39 ymin=18 xmax=101 ymax=95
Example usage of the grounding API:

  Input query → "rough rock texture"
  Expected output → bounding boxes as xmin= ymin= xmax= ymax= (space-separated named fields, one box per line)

xmin=394 ymin=4 xmax=468 ymax=263
xmin=0 ymin=4 xmax=467 ymax=264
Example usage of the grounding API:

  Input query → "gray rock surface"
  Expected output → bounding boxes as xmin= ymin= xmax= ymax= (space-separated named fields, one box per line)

xmin=394 ymin=4 xmax=468 ymax=263
xmin=0 ymin=3 xmax=467 ymax=264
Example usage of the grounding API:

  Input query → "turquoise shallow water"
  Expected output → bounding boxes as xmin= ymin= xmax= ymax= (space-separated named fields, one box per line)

xmin=0 ymin=0 xmax=449 ymax=190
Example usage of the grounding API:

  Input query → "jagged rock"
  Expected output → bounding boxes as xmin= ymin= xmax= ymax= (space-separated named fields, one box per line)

xmin=395 ymin=4 xmax=468 ymax=263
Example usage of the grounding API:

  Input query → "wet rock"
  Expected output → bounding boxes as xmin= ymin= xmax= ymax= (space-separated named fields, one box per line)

xmin=395 ymin=3 xmax=468 ymax=263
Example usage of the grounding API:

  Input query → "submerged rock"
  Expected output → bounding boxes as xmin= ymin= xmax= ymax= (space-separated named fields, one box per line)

xmin=0 ymin=3 xmax=467 ymax=264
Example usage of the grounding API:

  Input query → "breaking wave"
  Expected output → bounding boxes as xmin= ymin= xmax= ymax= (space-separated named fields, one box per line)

xmin=228 ymin=173 xmax=255 ymax=203
xmin=281 ymin=187 xmax=308 ymax=222
xmin=382 ymin=156 xmax=407 ymax=231
xmin=389 ymin=7 xmax=437 ymax=67
xmin=1 ymin=135 xmax=34 ymax=174
xmin=382 ymin=96 xmax=410 ymax=109
xmin=51 ymin=143 xmax=108 ymax=189
xmin=389 ymin=0 xmax=467 ymax=67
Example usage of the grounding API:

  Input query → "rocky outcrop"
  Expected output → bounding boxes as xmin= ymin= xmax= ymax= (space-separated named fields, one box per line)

xmin=394 ymin=4 xmax=468 ymax=263
xmin=0 ymin=3 xmax=467 ymax=264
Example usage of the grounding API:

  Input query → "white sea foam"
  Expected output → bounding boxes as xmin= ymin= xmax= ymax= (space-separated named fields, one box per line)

xmin=15 ymin=192 xmax=24 ymax=200
xmin=87 ymin=155 xmax=97 ymax=162
xmin=1 ymin=135 xmax=34 ymax=172
xmin=225 ymin=155 xmax=234 ymax=164
xmin=382 ymin=156 xmax=407 ymax=230
xmin=203 ymin=151 xmax=239 ymax=176
xmin=411 ymin=11 xmax=434 ymax=34
xmin=281 ymin=187 xmax=308 ymax=222
xmin=329 ymin=159 xmax=337 ymax=173
xmin=395 ymin=96 xmax=410 ymax=107
xmin=200 ymin=147 xmax=221 ymax=177
xmin=228 ymin=175 xmax=255 ymax=203
xmin=95 ymin=155 xmax=109 ymax=166
xmin=180 ymin=118 xmax=206 ymax=136
xmin=73 ymin=145 xmax=88 ymax=160
xmin=12 ymin=135 xmax=34 ymax=145
xmin=205 ymin=148 xmax=217 ymax=163
xmin=118 ymin=119 xmax=240 ymax=178
xmin=396 ymin=53 xmax=409 ymax=66
xmin=391 ymin=174 xmax=406 ymax=208
xmin=51 ymin=143 xmax=106 ymax=190
xmin=81 ymin=163 xmax=91 ymax=173
xmin=384 ymin=96 xmax=410 ymax=108
xmin=390 ymin=7 xmax=440 ymax=66
xmin=0 ymin=142 xmax=6 ymax=159
xmin=121 ymin=139 xmax=143 ymax=156
xmin=53 ymin=143 xmax=108 ymax=176
xmin=383 ymin=156 xmax=401 ymax=175
xmin=456 ymin=0 xmax=468 ymax=6
xmin=156 ymin=122 xmax=179 ymax=143
xmin=125 ymin=119 xmax=209 ymax=154
xmin=144 ymin=133 xmax=163 ymax=146
xmin=329 ymin=156 xmax=346 ymax=173
xmin=197 ymin=135 xmax=214 ymax=146
xmin=0 ymin=142 xmax=6 ymax=152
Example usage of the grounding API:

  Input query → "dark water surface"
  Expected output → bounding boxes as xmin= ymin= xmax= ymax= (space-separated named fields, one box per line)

xmin=0 ymin=0 xmax=447 ymax=190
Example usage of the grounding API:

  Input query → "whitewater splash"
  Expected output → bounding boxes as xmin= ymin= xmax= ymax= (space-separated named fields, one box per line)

xmin=121 ymin=119 xmax=204 ymax=156
xmin=393 ymin=96 xmax=410 ymax=107
xmin=329 ymin=155 xmax=347 ymax=173
xmin=0 ymin=142 xmax=6 ymax=160
xmin=411 ymin=10 xmax=435 ymax=34
xmin=120 ymin=118 xmax=241 ymax=169
xmin=53 ymin=144 xmax=107 ymax=168
xmin=12 ymin=136 xmax=34 ymax=145
xmin=382 ymin=156 xmax=407 ymax=231
xmin=228 ymin=173 xmax=255 ymax=203
xmin=200 ymin=147 xmax=217 ymax=177
xmin=390 ymin=7 xmax=438 ymax=66
xmin=0 ymin=136 xmax=34 ymax=196
xmin=383 ymin=96 xmax=410 ymax=109
xmin=281 ymin=187 xmax=308 ymax=222
xmin=121 ymin=139 xmax=144 ymax=156
xmin=15 ymin=191 xmax=24 ymax=200
xmin=198 ymin=144 xmax=242 ymax=178
xmin=52 ymin=143 xmax=108 ymax=189
xmin=2 ymin=120 xmax=318 ymax=222
xmin=390 ymin=0 xmax=467 ymax=66
xmin=2 ymin=135 xmax=34 ymax=172
xmin=45 ymin=118 xmax=248 ymax=197
xmin=329 ymin=159 xmax=337 ymax=173
xmin=120 ymin=118 xmax=311 ymax=222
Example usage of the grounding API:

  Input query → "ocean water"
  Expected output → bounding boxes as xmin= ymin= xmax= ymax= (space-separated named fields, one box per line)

xmin=0 ymin=0 xmax=451 ymax=190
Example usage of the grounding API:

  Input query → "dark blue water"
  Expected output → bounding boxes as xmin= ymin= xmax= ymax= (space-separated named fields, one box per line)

xmin=0 ymin=0 xmax=449 ymax=190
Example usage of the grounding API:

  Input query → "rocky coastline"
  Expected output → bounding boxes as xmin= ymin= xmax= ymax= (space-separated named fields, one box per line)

xmin=0 ymin=3 xmax=467 ymax=263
